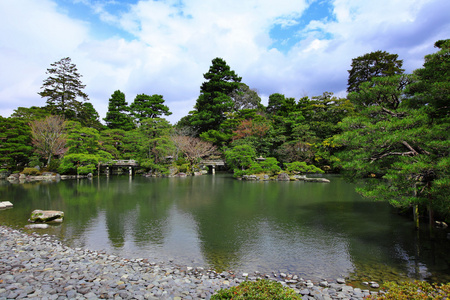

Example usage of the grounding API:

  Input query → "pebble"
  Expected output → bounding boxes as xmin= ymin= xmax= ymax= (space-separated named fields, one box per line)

xmin=0 ymin=226 xmax=380 ymax=299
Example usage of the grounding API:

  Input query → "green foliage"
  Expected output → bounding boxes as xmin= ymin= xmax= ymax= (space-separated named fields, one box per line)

xmin=211 ymin=279 xmax=301 ymax=300
xmin=285 ymin=161 xmax=323 ymax=174
xmin=246 ymin=157 xmax=281 ymax=176
xmin=229 ymin=83 xmax=263 ymax=112
xmin=78 ymin=102 xmax=103 ymax=130
xmin=38 ymin=57 xmax=89 ymax=120
xmin=104 ymin=90 xmax=135 ymax=131
xmin=224 ymin=144 xmax=257 ymax=170
xmin=11 ymin=106 xmax=51 ymax=121
xmin=59 ymin=152 xmax=112 ymax=175
xmin=130 ymin=94 xmax=172 ymax=124
xmin=406 ymin=39 xmax=450 ymax=119
xmin=21 ymin=167 xmax=41 ymax=175
xmin=189 ymin=57 xmax=241 ymax=134
xmin=65 ymin=121 xmax=100 ymax=154
xmin=0 ymin=116 xmax=33 ymax=168
xmin=368 ymin=280 xmax=450 ymax=300
xmin=347 ymin=50 xmax=404 ymax=93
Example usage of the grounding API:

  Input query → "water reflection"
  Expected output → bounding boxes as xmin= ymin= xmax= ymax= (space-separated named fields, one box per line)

xmin=0 ymin=175 xmax=449 ymax=283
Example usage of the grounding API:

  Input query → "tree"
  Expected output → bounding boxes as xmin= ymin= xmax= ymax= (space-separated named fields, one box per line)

xmin=189 ymin=58 xmax=241 ymax=134
xmin=347 ymin=50 xmax=404 ymax=93
xmin=11 ymin=106 xmax=51 ymax=121
xmin=229 ymin=83 xmax=263 ymax=112
xmin=0 ymin=117 xmax=33 ymax=169
xmin=78 ymin=102 xmax=103 ymax=130
xmin=335 ymin=66 xmax=450 ymax=225
xmin=266 ymin=93 xmax=296 ymax=116
xmin=224 ymin=144 xmax=256 ymax=171
xmin=38 ymin=57 xmax=89 ymax=119
xmin=136 ymin=118 xmax=174 ymax=166
xmin=171 ymin=135 xmax=217 ymax=167
xmin=29 ymin=115 xmax=67 ymax=166
xmin=406 ymin=39 xmax=450 ymax=118
xmin=130 ymin=94 xmax=172 ymax=124
xmin=104 ymin=90 xmax=135 ymax=131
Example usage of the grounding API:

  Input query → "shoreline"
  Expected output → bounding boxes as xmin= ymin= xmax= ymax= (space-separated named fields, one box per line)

xmin=0 ymin=225 xmax=380 ymax=299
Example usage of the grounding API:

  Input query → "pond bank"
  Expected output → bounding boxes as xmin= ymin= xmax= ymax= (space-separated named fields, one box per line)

xmin=0 ymin=225 xmax=381 ymax=299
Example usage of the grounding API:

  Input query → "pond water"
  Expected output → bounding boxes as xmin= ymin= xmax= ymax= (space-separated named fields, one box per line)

xmin=1 ymin=174 xmax=449 ymax=285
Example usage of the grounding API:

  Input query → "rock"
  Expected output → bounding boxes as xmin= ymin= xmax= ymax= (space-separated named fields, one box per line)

xmin=0 ymin=201 xmax=13 ymax=209
xmin=28 ymin=210 xmax=64 ymax=223
xmin=25 ymin=224 xmax=50 ymax=229
xmin=435 ymin=221 xmax=448 ymax=228
xmin=193 ymin=172 xmax=203 ymax=176
xmin=277 ymin=173 xmax=290 ymax=181
xmin=336 ymin=278 xmax=346 ymax=284
xmin=303 ymin=177 xmax=330 ymax=183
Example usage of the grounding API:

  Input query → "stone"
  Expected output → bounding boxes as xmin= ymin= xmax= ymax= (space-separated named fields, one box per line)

xmin=277 ymin=173 xmax=290 ymax=181
xmin=28 ymin=210 xmax=64 ymax=223
xmin=303 ymin=177 xmax=330 ymax=183
xmin=25 ymin=224 xmax=50 ymax=229
xmin=0 ymin=201 xmax=13 ymax=209
xmin=336 ymin=278 xmax=346 ymax=284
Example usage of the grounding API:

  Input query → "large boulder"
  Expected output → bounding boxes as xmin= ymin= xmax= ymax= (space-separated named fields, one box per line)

xmin=29 ymin=210 xmax=64 ymax=223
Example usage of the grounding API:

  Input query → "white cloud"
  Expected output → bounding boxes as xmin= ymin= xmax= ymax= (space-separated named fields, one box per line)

xmin=0 ymin=0 xmax=449 ymax=123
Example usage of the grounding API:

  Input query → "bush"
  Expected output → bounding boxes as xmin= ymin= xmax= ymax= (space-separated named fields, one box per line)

xmin=211 ymin=280 xmax=302 ymax=300
xmin=285 ymin=161 xmax=324 ymax=174
xmin=368 ymin=280 xmax=450 ymax=299
xmin=21 ymin=167 xmax=41 ymax=175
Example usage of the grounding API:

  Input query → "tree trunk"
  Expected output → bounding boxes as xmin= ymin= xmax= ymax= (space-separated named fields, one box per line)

xmin=47 ymin=155 xmax=52 ymax=167
xmin=413 ymin=204 xmax=420 ymax=230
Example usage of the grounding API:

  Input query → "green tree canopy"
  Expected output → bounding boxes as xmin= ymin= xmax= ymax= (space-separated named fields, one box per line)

xmin=38 ymin=57 xmax=89 ymax=120
xmin=130 ymin=94 xmax=172 ymax=124
xmin=104 ymin=90 xmax=135 ymax=131
xmin=229 ymin=83 xmax=263 ymax=112
xmin=189 ymin=57 xmax=241 ymax=134
xmin=347 ymin=50 xmax=404 ymax=93
xmin=407 ymin=39 xmax=450 ymax=118
xmin=0 ymin=116 xmax=33 ymax=169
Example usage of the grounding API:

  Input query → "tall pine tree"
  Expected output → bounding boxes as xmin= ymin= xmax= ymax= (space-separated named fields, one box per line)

xmin=38 ymin=57 xmax=89 ymax=120
xmin=189 ymin=58 xmax=241 ymax=134
xmin=104 ymin=90 xmax=135 ymax=131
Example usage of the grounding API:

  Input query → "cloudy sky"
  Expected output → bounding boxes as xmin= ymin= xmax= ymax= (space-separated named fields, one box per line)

xmin=1 ymin=0 xmax=449 ymax=124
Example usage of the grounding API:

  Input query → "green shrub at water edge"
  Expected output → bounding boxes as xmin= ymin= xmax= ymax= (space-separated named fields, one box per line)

xmin=367 ymin=280 xmax=450 ymax=299
xmin=211 ymin=279 xmax=302 ymax=300
xmin=285 ymin=161 xmax=324 ymax=174
xmin=21 ymin=167 xmax=41 ymax=175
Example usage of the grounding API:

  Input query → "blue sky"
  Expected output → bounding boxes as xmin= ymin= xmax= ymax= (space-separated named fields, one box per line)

xmin=0 ymin=0 xmax=449 ymax=124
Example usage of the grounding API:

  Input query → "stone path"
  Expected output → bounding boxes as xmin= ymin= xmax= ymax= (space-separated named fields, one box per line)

xmin=0 ymin=226 xmax=381 ymax=299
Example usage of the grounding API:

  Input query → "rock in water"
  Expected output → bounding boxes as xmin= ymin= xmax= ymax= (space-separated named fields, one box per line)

xmin=0 ymin=201 xmax=13 ymax=209
xmin=25 ymin=224 xmax=50 ymax=229
xmin=28 ymin=210 xmax=64 ymax=223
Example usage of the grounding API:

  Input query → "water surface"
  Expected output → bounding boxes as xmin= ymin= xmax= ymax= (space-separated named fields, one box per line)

xmin=1 ymin=174 xmax=449 ymax=284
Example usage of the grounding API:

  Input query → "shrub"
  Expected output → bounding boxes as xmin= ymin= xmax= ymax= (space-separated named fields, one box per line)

xmin=211 ymin=280 xmax=302 ymax=300
xmin=285 ymin=161 xmax=324 ymax=174
xmin=368 ymin=280 xmax=450 ymax=299
xmin=21 ymin=167 xmax=41 ymax=175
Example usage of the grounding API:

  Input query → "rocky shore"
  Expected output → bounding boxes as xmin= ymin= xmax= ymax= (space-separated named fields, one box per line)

xmin=0 ymin=226 xmax=381 ymax=299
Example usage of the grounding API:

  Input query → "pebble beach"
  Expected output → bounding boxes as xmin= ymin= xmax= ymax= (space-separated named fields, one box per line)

xmin=0 ymin=226 xmax=381 ymax=299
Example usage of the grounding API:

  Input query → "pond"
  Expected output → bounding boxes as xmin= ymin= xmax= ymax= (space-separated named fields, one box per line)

xmin=1 ymin=174 xmax=449 ymax=285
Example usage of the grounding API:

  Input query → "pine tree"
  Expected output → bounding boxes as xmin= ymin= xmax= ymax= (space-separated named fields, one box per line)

xmin=189 ymin=58 xmax=241 ymax=134
xmin=104 ymin=90 xmax=135 ymax=131
xmin=38 ymin=57 xmax=89 ymax=119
